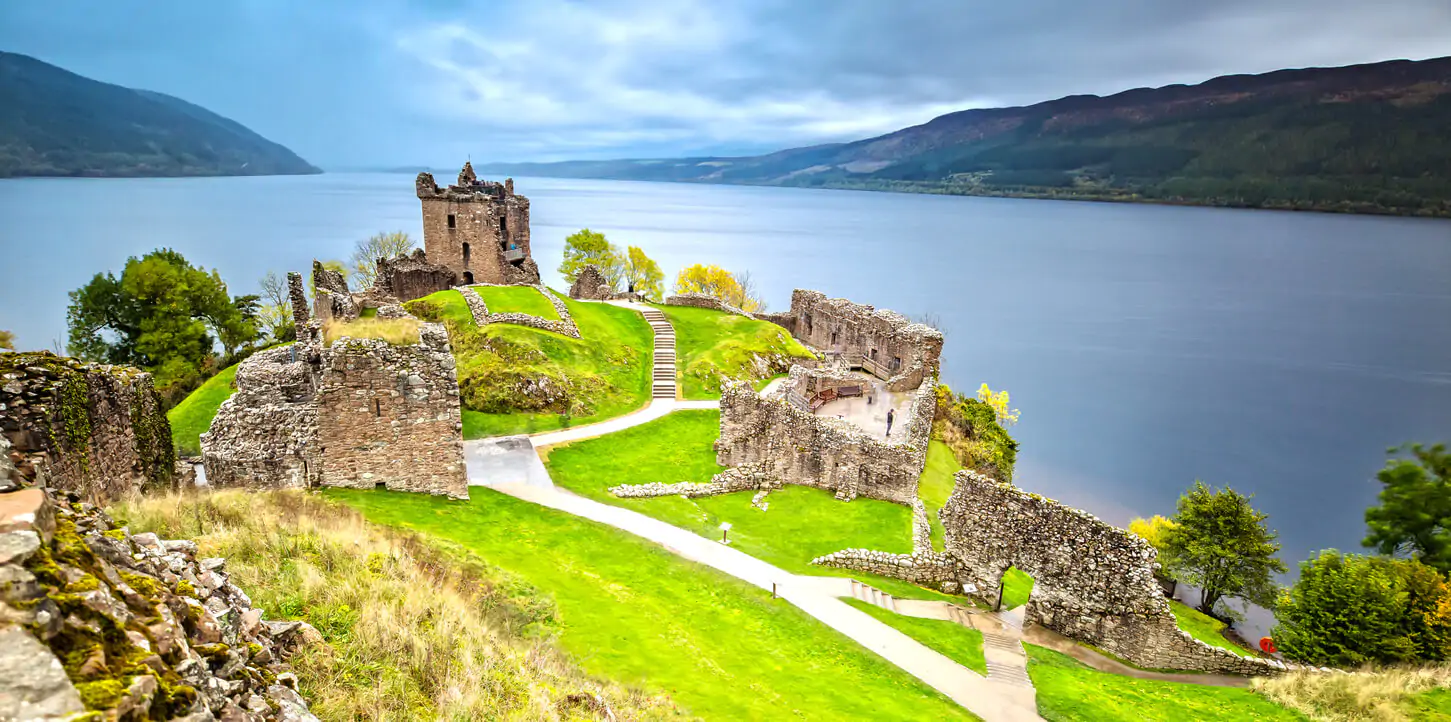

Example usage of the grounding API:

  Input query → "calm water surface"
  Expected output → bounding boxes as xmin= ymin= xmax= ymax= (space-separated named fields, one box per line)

xmin=2 ymin=173 xmax=1449 ymax=574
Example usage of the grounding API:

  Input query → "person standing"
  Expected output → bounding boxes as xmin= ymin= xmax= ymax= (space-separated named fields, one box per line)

xmin=885 ymin=408 xmax=895 ymax=438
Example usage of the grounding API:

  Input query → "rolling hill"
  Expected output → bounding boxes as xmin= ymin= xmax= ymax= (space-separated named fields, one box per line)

xmin=0 ymin=51 xmax=319 ymax=178
xmin=479 ymin=57 xmax=1451 ymax=217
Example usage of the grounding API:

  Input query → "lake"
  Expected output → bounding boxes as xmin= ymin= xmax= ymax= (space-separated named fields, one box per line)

xmin=2 ymin=172 xmax=1449 ymax=574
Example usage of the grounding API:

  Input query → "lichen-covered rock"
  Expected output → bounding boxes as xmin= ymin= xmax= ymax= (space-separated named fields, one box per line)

xmin=0 ymin=488 xmax=321 ymax=721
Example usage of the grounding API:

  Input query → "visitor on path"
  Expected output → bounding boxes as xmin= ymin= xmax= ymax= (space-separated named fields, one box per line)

xmin=885 ymin=408 xmax=895 ymax=438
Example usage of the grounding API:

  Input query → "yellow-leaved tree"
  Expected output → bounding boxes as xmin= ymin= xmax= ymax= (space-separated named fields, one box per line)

xmin=673 ymin=264 xmax=764 ymax=312
xmin=1128 ymin=515 xmax=1177 ymax=552
xmin=623 ymin=246 xmax=664 ymax=300
xmin=976 ymin=383 xmax=1020 ymax=426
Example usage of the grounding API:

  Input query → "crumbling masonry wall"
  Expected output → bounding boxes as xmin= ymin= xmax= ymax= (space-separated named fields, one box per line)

xmin=200 ymin=344 xmax=321 ymax=491
xmin=663 ymin=292 xmax=752 ymax=317
xmin=712 ymin=377 xmax=934 ymax=504
xmin=315 ymin=325 xmax=467 ymax=496
xmin=416 ymin=163 xmax=540 ymax=286
xmin=568 ymin=265 xmax=613 ymax=301
xmin=763 ymin=289 xmax=943 ymax=391
xmin=0 ymin=352 xmax=174 ymax=502
xmin=312 ymin=260 xmax=359 ymax=323
xmin=375 ymin=249 xmax=459 ymax=303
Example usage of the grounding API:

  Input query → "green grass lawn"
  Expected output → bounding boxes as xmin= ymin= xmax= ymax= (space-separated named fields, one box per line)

xmin=841 ymin=598 xmax=987 ymax=675
xmin=919 ymin=440 xmax=962 ymax=550
xmin=1001 ymin=567 xmax=1035 ymax=610
xmin=655 ymin=304 xmax=814 ymax=400
xmin=329 ymin=487 xmax=978 ymax=721
xmin=1405 ymin=688 xmax=1451 ymax=719
xmin=473 ymin=284 xmax=560 ymax=319
xmin=1025 ymin=645 xmax=1300 ymax=721
xmin=544 ymin=409 xmax=961 ymax=602
xmin=1169 ymin=599 xmax=1258 ymax=657
xmin=407 ymin=289 xmax=651 ymax=438
xmin=167 ymin=362 xmax=240 ymax=456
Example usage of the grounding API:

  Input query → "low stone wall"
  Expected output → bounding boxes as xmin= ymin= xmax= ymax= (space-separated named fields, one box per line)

xmin=609 ymin=463 xmax=773 ymax=499
xmin=315 ymin=325 xmax=468 ymax=499
xmin=811 ymin=548 xmax=964 ymax=593
xmin=458 ymin=285 xmax=581 ymax=338
xmin=911 ymin=499 xmax=932 ymax=554
xmin=663 ymin=293 xmax=753 ymax=317
xmin=0 ymin=352 xmax=174 ymax=502
xmin=0 ymin=480 xmax=320 ymax=720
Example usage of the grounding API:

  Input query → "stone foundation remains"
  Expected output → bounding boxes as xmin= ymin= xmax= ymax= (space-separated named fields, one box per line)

xmin=663 ymin=292 xmax=752 ymax=317
xmin=202 ymin=272 xmax=468 ymax=499
xmin=0 ymin=352 xmax=174 ymax=502
xmin=815 ymin=469 xmax=1306 ymax=675
xmin=374 ymin=249 xmax=459 ymax=303
xmin=458 ymin=285 xmax=581 ymax=338
xmin=762 ymin=289 xmax=943 ymax=391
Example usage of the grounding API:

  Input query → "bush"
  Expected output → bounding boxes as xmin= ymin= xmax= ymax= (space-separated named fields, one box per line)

xmin=933 ymin=384 xmax=1018 ymax=480
xmin=1273 ymin=551 xmax=1451 ymax=667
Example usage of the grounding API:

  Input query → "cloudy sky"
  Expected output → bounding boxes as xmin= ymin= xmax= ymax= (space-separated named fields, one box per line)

xmin=2 ymin=1 xmax=1447 ymax=167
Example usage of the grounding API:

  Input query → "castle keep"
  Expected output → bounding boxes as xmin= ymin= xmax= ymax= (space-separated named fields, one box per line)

xmin=415 ymin=162 xmax=539 ymax=286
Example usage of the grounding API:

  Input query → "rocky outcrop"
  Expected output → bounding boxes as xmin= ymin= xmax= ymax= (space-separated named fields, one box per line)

xmin=0 ymin=451 xmax=320 ymax=721
xmin=567 ymin=266 xmax=613 ymax=301
xmin=0 ymin=352 xmax=174 ymax=503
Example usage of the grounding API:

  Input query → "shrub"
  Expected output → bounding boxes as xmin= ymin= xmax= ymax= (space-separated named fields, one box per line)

xmin=1274 ymin=551 xmax=1451 ymax=667
xmin=933 ymin=384 xmax=1018 ymax=480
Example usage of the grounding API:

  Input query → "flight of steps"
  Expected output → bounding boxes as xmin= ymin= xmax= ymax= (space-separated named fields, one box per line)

xmin=982 ymin=631 xmax=1035 ymax=689
xmin=848 ymin=579 xmax=899 ymax=613
xmin=640 ymin=307 xmax=677 ymax=400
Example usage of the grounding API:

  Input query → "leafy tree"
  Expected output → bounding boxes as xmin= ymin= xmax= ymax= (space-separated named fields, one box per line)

xmin=673 ymin=264 xmax=764 ymax=312
xmin=976 ymin=383 xmax=1020 ymax=426
xmin=1274 ymin=551 xmax=1451 ymax=666
xmin=350 ymin=231 xmax=417 ymax=287
xmin=623 ymin=246 xmax=664 ymax=299
xmin=65 ymin=248 xmax=251 ymax=390
xmin=932 ymin=383 xmax=1018 ymax=481
xmin=1364 ymin=443 xmax=1451 ymax=574
xmin=559 ymin=228 xmax=623 ymax=287
xmin=1129 ymin=515 xmax=1178 ymax=552
xmin=1159 ymin=481 xmax=1286 ymax=617
xmin=0 ymin=330 xmax=13 ymax=350
xmin=257 ymin=271 xmax=295 ymax=341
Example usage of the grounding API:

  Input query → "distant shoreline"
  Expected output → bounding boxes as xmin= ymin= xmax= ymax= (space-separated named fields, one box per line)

xmin=0 ymin=168 xmax=325 ymax=180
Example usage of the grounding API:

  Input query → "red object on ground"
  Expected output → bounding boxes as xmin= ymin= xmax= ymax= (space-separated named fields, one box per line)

xmin=1259 ymin=637 xmax=1277 ymax=654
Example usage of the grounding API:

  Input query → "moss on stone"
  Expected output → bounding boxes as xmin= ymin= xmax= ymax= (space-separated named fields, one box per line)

xmin=65 ymin=575 xmax=101 ymax=594
xmin=193 ymin=642 xmax=229 ymax=659
xmin=76 ymin=678 xmax=127 ymax=710
xmin=101 ymin=528 xmax=128 ymax=541
xmin=118 ymin=570 xmax=163 ymax=600
xmin=174 ymin=579 xmax=196 ymax=597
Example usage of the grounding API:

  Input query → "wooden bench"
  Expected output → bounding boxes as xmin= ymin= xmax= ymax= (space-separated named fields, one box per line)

xmin=837 ymin=385 xmax=862 ymax=398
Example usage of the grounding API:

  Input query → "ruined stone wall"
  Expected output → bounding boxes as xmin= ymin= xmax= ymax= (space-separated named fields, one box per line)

xmin=201 ymin=345 xmax=321 ymax=491
xmin=768 ymin=289 xmax=943 ymax=391
xmin=712 ymin=377 xmax=933 ymax=505
xmin=939 ymin=470 xmax=1297 ymax=675
xmin=663 ymin=293 xmax=752 ymax=317
xmin=0 ymin=352 xmax=174 ymax=502
xmin=416 ymin=166 xmax=539 ymax=286
xmin=375 ymin=249 xmax=458 ymax=303
xmin=312 ymin=260 xmax=358 ymax=324
xmin=568 ymin=265 xmax=613 ymax=301
xmin=314 ymin=324 xmax=467 ymax=499
xmin=458 ymin=285 xmax=581 ymax=338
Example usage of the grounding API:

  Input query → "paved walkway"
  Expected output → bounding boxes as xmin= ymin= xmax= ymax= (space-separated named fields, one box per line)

xmin=489 ymin=481 xmax=1044 ymax=722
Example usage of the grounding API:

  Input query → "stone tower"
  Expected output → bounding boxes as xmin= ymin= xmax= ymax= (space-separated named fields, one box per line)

xmin=414 ymin=162 xmax=540 ymax=285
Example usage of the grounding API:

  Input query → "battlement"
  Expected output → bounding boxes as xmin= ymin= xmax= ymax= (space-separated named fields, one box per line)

xmin=415 ymin=162 xmax=521 ymax=203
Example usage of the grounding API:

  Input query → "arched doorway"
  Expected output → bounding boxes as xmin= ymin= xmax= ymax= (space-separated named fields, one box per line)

xmin=463 ymin=271 xmax=474 ymax=284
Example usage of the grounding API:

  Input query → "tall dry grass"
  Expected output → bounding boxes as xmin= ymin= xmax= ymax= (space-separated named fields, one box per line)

xmin=113 ymin=490 xmax=687 ymax=721
xmin=322 ymin=317 xmax=421 ymax=346
xmin=1254 ymin=665 xmax=1451 ymax=721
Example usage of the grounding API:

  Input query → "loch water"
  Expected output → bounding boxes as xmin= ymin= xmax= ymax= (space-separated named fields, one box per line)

xmin=2 ymin=172 xmax=1449 ymax=574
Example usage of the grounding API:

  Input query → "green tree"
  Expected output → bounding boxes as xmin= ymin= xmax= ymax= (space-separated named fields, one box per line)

xmin=623 ymin=246 xmax=664 ymax=299
xmin=558 ymin=228 xmax=623 ymax=287
xmin=0 ymin=330 xmax=13 ymax=350
xmin=1364 ymin=443 xmax=1451 ymax=574
xmin=66 ymin=248 xmax=250 ymax=389
xmin=257 ymin=271 xmax=295 ymax=341
xmin=350 ymin=231 xmax=417 ymax=287
xmin=1273 ymin=551 xmax=1451 ymax=666
xmin=1159 ymin=481 xmax=1286 ymax=618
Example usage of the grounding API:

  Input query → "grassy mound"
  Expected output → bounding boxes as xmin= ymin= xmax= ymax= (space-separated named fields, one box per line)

xmin=543 ymin=409 xmax=957 ymax=602
xmin=1025 ymin=645 xmax=1299 ymax=721
xmin=841 ymin=598 xmax=987 ymax=675
xmin=114 ymin=490 xmax=682 ymax=721
xmin=406 ymin=289 xmax=652 ymax=438
xmin=1169 ymin=599 xmax=1258 ymax=657
xmin=655 ymin=304 xmax=815 ymax=400
xmin=919 ymin=440 xmax=962 ymax=550
xmin=472 ymin=285 xmax=560 ymax=319
xmin=332 ymin=487 xmax=977 ymax=721
xmin=167 ymin=362 xmax=239 ymax=456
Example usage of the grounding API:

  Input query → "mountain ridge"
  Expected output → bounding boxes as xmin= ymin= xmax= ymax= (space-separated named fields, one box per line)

xmin=0 ymin=51 xmax=320 ymax=178
xmin=476 ymin=56 xmax=1451 ymax=217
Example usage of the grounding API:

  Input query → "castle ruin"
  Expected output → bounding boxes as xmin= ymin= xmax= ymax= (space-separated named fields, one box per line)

xmin=415 ymin=162 xmax=539 ymax=286
xmin=760 ymin=289 xmax=943 ymax=392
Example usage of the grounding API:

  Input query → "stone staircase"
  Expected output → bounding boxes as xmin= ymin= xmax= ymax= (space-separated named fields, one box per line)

xmin=848 ymin=578 xmax=900 ymax=612
xmin=640 ymin=307 xmax=677 ymax=400
xmin=983 ymin=631 xmax=1035 ymax=689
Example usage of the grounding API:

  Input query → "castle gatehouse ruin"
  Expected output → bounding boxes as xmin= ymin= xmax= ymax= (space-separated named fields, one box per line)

xmin=416 ymin=162 xmax=539 ymax=286
xmin=200 ymin=271 xmax=468 ymax=498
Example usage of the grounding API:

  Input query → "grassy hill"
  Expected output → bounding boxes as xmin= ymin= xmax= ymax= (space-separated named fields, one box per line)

xmin=0 ymin=51 xmax=319 ymax=177
xmin=166 ymin=362 xmax=240 ymax=456
xmin=655 ymin=304 xmax=815 ymax=399
xmin=480 ymin=56 xmax=1451 ymax=217
xmin=405 ymin=288 xmax=652 ymax=438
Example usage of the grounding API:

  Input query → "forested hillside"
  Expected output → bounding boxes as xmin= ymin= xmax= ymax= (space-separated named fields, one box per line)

xmin=0 ymin=51 xmax=319 ymax=178
xmin=481 ymin=57 xmax=1451 ymax=217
